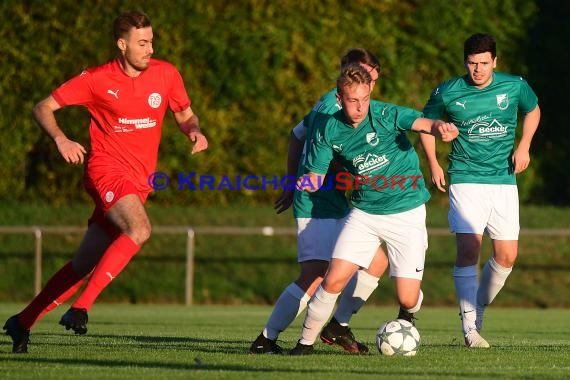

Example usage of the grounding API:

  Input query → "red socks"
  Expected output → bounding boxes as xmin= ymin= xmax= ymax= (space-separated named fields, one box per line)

xmin=35 ymin=279 xmax=85 ymax=322
xmin=18 ymin=261 xmax=83 ymax=330
xmin=17 ymin=234 xmax=139 ymax=329
xmin=72 ymin=234 xmax=139 ymax=311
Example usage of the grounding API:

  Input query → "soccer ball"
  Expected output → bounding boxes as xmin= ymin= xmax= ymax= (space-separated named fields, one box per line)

xmin=376 ymin=319 xmax=421 ymax=356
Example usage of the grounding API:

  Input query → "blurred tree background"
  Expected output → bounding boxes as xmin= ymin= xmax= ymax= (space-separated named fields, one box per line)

xmin=1 ymin=0 xmax=567 ymax=207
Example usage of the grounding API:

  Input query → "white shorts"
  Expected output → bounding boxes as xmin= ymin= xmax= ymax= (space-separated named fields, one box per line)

xmin=448 ymin=183 xmax=519 ymax=240
xmin=296 ymin=217 xmax=347 ymax=262
xmin=332 ymin=205 xmax=428 ymax=280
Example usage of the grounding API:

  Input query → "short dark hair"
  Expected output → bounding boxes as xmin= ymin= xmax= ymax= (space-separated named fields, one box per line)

xmin=113 ymin=10 xmax=152 ymax=41
xmin=340 ymin=48 xmax=381 ymax=73
xmin=336 ymin=63 xmax=372 ymax=95
xmin=464 ymin=33 xmax=496 ymax=60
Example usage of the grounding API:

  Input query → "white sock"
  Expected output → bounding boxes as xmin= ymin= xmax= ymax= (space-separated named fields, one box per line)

xmin=299 ymin=286 xmax=339 ymax=345
xmin=333 ymin=270 xmax=380 ymax=325
xmin=263 ymin=283 xmax=310 ymax=340
xmin=476 ymin=256 xmax=512 ymax=330
xmin=404 ymin=289 xmax=424 ymax=314
xmin=454 ymin=265 xmax=478 ymax=336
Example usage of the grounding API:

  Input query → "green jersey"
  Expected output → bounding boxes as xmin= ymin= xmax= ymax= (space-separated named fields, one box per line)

xmin=423 ymin=72 xmax=538 ymax=184
xmin=306 ymin=100 xmax=430 ymax=215
xmin=293 ymin=88 xmax=350 ymax=219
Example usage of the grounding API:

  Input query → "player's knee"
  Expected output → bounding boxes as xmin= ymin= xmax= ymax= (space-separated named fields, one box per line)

xmin=493 ymin=254 xmax=516 ymax=269
xmin=501 ymin=257 xmax=516 ymax=268
xmin=322 ymin=277 xmax=349 ymax=294
xmin=139 ymin=224 xmax=152 ymax=244
xmin=128 ymin=222 xmax=152 ymax=245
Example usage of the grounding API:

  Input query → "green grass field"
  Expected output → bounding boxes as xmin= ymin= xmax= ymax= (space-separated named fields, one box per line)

xmin=1 ymin=304 xmax=569 ymax=379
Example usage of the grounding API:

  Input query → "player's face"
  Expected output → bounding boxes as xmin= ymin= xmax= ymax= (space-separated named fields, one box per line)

xmin=360 ymin=64 xmax=379 ymax=92
xmin=464 ymin=52 xmax=496 ymax=89
xmin=337 ymin=83 xmax=371 ymax=128
xmin=118 ymin=26 xmax=154 ymax=76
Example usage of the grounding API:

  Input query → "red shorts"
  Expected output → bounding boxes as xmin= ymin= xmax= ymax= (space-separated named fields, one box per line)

xmin=84 ymin=170 xmax=149 ymax=238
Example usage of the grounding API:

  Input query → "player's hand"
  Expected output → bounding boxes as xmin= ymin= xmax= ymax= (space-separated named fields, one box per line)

xmin=274 ymin=190 xmax=294 ymax=214
xmin=429 ymin=163 xmax=446 ymax=192
xmin=512 ymin=148 xmax=530 ymax=174
xmin=437 ymin=122 xmax=459 ymax=142
xmin=55 ymin=136 xmax=87 ymax=165
xmin=189 ymin=131 xmax=208 ymax=154
xmin=296 ymin=174 xmax=321 ymax=193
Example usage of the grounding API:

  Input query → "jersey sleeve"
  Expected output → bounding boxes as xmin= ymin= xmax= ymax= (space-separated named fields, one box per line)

xmin=292 ymin=120 xmax=306 ymax=141
xmin=422 ymin=84 xmax=446 ymax=119
xmin=518 ymin=77 xmax=539 ymax=114
xmin=167 ymin=67 xmax=191 ymax=113
xmin=377 ymin=102 xmax=423 ymax=132
xmin=52 ymin=70 xmax=94 ymax=106
xmin=305 ymin=115 xmax=334 ymax=175
xmin=393 ymin=105 xmax=423 ymax=131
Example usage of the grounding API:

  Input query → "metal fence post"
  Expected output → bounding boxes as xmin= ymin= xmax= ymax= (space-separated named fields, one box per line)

xmin=185 ymin=228 xmax=195 ymax=306
xmin=34 ymin=227 xmax=42 ymax=296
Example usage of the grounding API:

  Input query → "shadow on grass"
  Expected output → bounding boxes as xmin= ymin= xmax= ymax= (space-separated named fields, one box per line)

xmin=1 ymin=355 xmax=275 ymax=372
xmin=0 ymin=351 xmax=500 ymax=378
xmin=15 ymin=332 xmax=257 ymax=354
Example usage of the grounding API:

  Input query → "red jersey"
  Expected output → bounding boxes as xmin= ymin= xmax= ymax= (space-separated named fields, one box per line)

xmin=52 ymin=58 xmax=191 ymax=193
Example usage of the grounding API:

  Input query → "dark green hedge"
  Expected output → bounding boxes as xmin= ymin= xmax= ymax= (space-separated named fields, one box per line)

xmin=1 ymin=0 xmax=567 ymax=206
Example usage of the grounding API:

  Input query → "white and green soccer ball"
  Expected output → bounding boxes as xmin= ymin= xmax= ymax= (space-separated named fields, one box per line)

xmin=376 ymin=319 xmax=421 ymax=356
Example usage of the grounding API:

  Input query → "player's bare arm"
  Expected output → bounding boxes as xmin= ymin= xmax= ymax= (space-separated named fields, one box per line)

xmin=412 ymin=118 xmax=458 ymax=142
xmin=512 ymin=105 xmax=541 ymax=174
xmin=175 ymin=106 xmax=208 ymax=154
xmin=419 ymin=133 xmax=446 ymax=192
xmin=275 ymin=130 xmax=304 ymax=214
xmin=32 ymin=95 xmax=87 ymax=165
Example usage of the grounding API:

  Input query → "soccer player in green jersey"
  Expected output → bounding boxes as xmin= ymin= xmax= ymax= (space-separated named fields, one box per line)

xmin=291 ymin=64 xmax=458 ymax=355
xmin=422 ymin=33 xmax=541 ymax=348
xmin=251 ymin=49 xmax=388 ymax=355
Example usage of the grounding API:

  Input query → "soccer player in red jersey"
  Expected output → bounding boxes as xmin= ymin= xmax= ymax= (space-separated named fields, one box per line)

xmin=3 ymin=10 xmax=208 ymax=353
